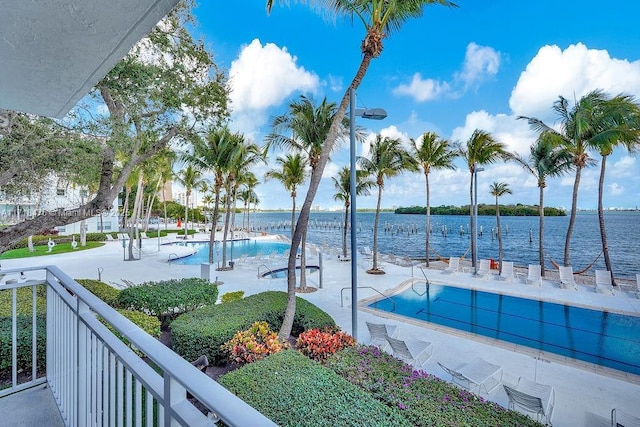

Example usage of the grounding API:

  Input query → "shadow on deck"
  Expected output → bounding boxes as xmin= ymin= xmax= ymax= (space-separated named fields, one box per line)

xmin=0 ymin=385 xmax=64 ymax=427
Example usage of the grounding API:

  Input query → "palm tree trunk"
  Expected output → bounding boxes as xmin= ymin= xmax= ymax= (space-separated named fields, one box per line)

xmin=598 ymin=155 xmax=614 ymax=283
xmin=496 ymin=198 xmax=503 ymax=273
xmin=342 ymin=201 xmax=349 ymax=258
xmin=539 ymin=185 xmax=545 ymax=277
xmin=220 ymin=180 xmax=233 ymax=270
xmin=300 ymin=231 xmax=307 ymax=290
xmin=371 ymin=184 xmax=383 ymax=272
xmin=278 ymin=54 xmax=374 ymax=341
xmin=208 ymin=186 xmax=221 ymax=265
xmin=469 ymin=172 xmax=475 ymax=267
xmin=425 ymin=172 xmax=430 ymax=267
xmin=564 ymin=167 xmax=582 ymax=266
xmin=290 ymin=192 xmax=296 ymax=240
xmin=184 ymin=189 xmax=190 ymax=239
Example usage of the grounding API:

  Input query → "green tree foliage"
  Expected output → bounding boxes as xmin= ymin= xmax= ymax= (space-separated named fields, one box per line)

xmin=395 ymin=205 xmax=566 ymax=216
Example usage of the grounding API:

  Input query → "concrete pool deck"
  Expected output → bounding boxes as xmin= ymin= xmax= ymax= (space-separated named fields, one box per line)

xmin=2 ymin=232 xmax=639 ymax=426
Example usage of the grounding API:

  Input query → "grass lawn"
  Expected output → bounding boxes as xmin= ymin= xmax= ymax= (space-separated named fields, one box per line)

xmin=0 ymin=241 xmax=104 ymax=259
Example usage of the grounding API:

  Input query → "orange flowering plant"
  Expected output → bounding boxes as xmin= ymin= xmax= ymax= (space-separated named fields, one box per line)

xmin=221 ymin=321 xmax=288 ymax=365
xmin=296 ymin=328 xmax=356 ymax=363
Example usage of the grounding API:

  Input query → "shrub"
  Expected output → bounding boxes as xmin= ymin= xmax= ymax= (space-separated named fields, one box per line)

xmin=176 ymin=229 xmax=196 ymax=236
xmin=325 ymin=346 xmax=542 ymax=426
xmin=0 ymin=315 xmax=46 ymax=375
xmin=101 ymin=309 xmax=161 ymax=357
xmin=117 ymin=278 xmax=218 ymax=324
xmin=221 ymin=321 xmax=288 ymax=365
xmin=219 ymin=350 xmax=410 ymax=427
xmin=75 ymin=279 xmax=120 ymax=307
xmin=171 ymin=291 xmax=335 ymax=365
xmin=296 ymin=328 xmax=356 ymax=363
xmin=0 ymin=285 xmax=46 ymax=316
xmin=220 ymin=290 xmax=244 ymax=304
xmin=10 ymin=232 xmax=107 ymax=249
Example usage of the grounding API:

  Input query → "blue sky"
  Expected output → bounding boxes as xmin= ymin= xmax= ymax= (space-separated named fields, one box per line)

xmin=188 ymin=1 xmax=640 ymax=211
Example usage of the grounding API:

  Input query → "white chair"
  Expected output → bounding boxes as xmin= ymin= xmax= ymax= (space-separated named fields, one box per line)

xmin=558 ymin=266 xmax=578 ymax=290
xmin=438 ymin=357 xmax=503 ymax=394
xmin=386 ymin=336 xmax=433 ymax=368
xmin=105 ymin=234 xmax=115 ymax=241
xmin=525 ymin=264 xmax=542 ymax=286
xmin=475 ymin=259 xmax=492 ymax=279
xmin=442 ymin=257 xmax=460 ymax=274
xmin=362 ymin=246 xmax=373 ymax=258
xmin=635 ymin=274 xmax=640 ymax=298
xmin=611 ymin=408 xmax=640 ymax=427
xmin=366 ymin=322 xmax=398 ymax=350
xmin=499 ymin=261 xmax=515 ymax=282
xmin=595 ymin=270 xmax=615 ymax=295
xmin=503 ymin=377 xmax=555 ymax=425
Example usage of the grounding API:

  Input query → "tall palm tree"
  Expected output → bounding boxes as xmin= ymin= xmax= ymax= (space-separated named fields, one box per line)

xmin=513 ymin=134 xmax=572 ymax=276
xmin=489 ymin=182 xmax=512 ymax=273
xmin=267 ymin=0 xmax=457 ymax=340
xmin=265 ymin=154 xmax=309 ymax=240
xmin=174 ymin=165 xmax=206 ymax=240
xmin=237 ymin=172 xmax=259 ymax=231
xmin=459 ymin=129 xmax=508 ymax=268
xmin=332 ymin=166 xmax=374 ymax=258
xmin=409 ymin=131 xmax=457 ymax=267
xmin=359 ymin=134 xmax=417 ymax=274
xmin=519 ymin=89 xmax=639 ymax=267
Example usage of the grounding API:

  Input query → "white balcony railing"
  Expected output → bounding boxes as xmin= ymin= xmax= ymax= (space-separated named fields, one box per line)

xmin=0 ymin=265 xmax=276 ymax=426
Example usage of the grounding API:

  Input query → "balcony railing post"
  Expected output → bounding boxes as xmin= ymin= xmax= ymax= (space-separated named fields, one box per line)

xmin=77 ymin=298 xmax=90 ymax=427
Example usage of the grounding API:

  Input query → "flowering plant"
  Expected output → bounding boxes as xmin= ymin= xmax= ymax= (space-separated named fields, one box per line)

xmin=221 ymin=321 xmax=288 ymax=365
xmin=296 ymin=328 xmax=356 ymax=362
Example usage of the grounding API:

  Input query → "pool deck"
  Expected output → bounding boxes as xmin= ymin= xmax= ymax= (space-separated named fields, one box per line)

xmin=2 ymin=232 xmax=639 ymax=426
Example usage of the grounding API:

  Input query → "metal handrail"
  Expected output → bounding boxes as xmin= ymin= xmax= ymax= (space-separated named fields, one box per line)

xmin=257 ymin=264 xmax=273 ymax=279
xmin=340 ymin=286 xmax=396 ymax=311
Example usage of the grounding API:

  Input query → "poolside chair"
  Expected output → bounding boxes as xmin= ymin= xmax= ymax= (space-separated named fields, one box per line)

xmin=362 ymin=246 xmax=373 ymax=258
xmin=595 ymin=270 xmax=615 ymax=295
xmin=525 ymin=264 xmax=542 ymax=286
xmin=611 ymin=408 xmax=640 ymax=427
xmin=475 ymin=259 xmax=492 ymax=279
xmin=635 ymin=274 xmax=640 ymax=298
xmin=120 ymin=279 xmax=136 ymax=288
xmin=252 ymin=251 xmax=264 ymax=263
xmin=105 ymin=234 xmax=115 ymax=241
xmin=503 ymin=377 xmax=555 ymax=426
xmin=558 ymin=266 xmax=578 ymax=290
xmin=140 ymin=231 xmax=149 ymax=239
xmin=438 ymin=357 xmax=503 ymax=394
xmin=499 ymin=261 xmax=515 ymax=282
xmin=386 ymin=336 xmax=433 ymax=368
xmin=442 ymin=257 xmax=460 ymax=275
xmin=366 ymin=321 xmax=398 ymax=350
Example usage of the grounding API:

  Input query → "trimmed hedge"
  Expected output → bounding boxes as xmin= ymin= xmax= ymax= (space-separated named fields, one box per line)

xmin=117 ymin=278 xmax=218 ymax=323
xmin=171 ymin=291 xmax=335 ymax=365
xmin=219 ymin=350 xmax=410 ymax=427
xmin=325 ymin=346 xmax=543 ymax=426
xmin=0 ymin=315 xmax=46 ymax=374
xmin=10 ymin=232 xmax=107 ymax=249
xmin=220 ymin=291 xmax=244 ymax=304
xmin=102 ymin=309 xmax=162 ymax=357
xmin=75 ymin=279 xmax=120 ymax=307
xmin=0 ymin=286 xmax=46 ymax=316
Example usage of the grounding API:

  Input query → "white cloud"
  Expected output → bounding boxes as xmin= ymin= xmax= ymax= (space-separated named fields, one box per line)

xmin=326 ymin=75 xmax=343 ymax=92
xmin=608 ymin=182 xmax=624 ymax=196
xmin=609 ymin=156 xmax=636 ymax=178
xmin=393 ymin=42 xmax=500 ymax=102
xmin=509 ymin=43 xmax=640 ymax=119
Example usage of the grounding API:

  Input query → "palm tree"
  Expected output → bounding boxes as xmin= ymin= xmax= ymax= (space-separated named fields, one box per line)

xmin=332 ymin=166 xmax=374 ymax=258
xmin=513 ymin=134 xmax=573 ymax=276
xmin=519 ymin=89 xmax=640 ymax=267
xmin=359 ymin=134 xmax=417 ymax=274
xmin=265 ymin=154 xmax=309 ymax=240
xmin=237 ymin=172 xmax=259 ymax=231
xmin=409 ymin=132 xmax=457 ymax=267
xmin=266 ymin=0 xmax=457 ymax=339
xmin=489 ymin=182 xmax=512 ymax=273
xmin=459 ymin=129 xmax=508 ymax=268
xmin=174 ymin=165 xmax=206 ymax=240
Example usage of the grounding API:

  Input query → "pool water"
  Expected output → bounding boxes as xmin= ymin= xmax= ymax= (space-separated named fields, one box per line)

xmin=168 ymin=240 xmax=290 ymax=265
xmin=369 ymin=283 xmax=640 ymax=375
xmin=262 ymin=265 xmax=320 ymax=279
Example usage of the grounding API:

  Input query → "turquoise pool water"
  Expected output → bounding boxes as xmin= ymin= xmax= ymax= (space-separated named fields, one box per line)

xmin=168 ymin=240 xmax=290 ymax=265
xmin=261 ymin=265 xmax=320 ymax=279
xmin=369 ymin=283 xmax=640 ymax=375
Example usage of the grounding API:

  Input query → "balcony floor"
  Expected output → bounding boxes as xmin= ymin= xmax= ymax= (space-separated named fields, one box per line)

xmin=0 ymin=385 xmax=64 ymax=427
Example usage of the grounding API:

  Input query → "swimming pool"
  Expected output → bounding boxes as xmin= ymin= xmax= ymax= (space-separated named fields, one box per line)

xmin=261 ymin=265 xmax=320 ymax=279
xmin=368 ymin=282 xmax=640 ymax=376
xmin=168 ymin=240 xmax=290 ymax=265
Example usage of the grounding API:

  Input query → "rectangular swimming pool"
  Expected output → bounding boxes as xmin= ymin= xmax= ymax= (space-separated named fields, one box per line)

xmin=368 ymin=283 xmax=640 ymax=376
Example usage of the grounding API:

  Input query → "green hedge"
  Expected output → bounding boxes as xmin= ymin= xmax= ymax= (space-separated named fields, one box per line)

xmin=101 ymin=309 xmax=161 ymax=357
xmin=10 ymin=232 xmax=108 ymax=249
xmin=0 ymin=286 xmax=46 ymax=316
xmin=0 ymin=315 xmax=46 ymax=374
xmin=75 ymin=279 xmax=120 ymax=307
xmin=219 ymin=350 xmax=409 ymax=427
xmin=325 ymin=346 xmax=542 ymax=426
xmin=220 ymin=291 xmax=244 ymax=304
xmin=117 ymin=278 xmax=218 ymax=323
xmin=176 ymin=229 xmax=196 ymax=236
xmin=171 ymin=291 xmax=335 ymax=365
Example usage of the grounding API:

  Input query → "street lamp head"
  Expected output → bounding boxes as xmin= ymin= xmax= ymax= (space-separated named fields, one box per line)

xmin=354 ymin=108 xmax=387 ymax=120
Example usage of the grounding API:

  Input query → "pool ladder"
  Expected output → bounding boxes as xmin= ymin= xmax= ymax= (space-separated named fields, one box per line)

xmin=257 ymin=264 xmax=273 ymax=278
xmin=340 ymin=286 xmax=397 ymax=312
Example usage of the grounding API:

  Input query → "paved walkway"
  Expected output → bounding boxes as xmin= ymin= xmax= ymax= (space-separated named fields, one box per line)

xmin=3 ymin=233 xmax=639 ymax=426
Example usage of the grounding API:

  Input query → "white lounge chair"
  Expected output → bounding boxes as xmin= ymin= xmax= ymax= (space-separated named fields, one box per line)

xmin=366 ymin=322 xmax=398 ymax=350
xmin=525 ymin=264 xmax=542 ymax=286
xmin=503 ymin=377 xmax=555 ymax=425
xmin=595 ymin=270 xmax=615 ymax=295
xmin=438 ymin=357 xmax=503 ymax=394
xmin=475 ymin=259 xmax=492 ymax=279
xmin=635 ymin=274 xmax=640 ymax=298
xmin=105 ymin=234 xmax=115 ymax=241
xmin=442 ymin=257 xmax=460 ymax=275
xmin=558 ymin=266 xmax=578 ymax=290
xmin=611 ymin=408 xmax=640 ymax=427
xmin=499 ymin=261 xmax=515 ymax=282
xmin=362 ymin=246 xmax=373 ymax=258
xmin=386 ymin=336 xmax=433 ymax=368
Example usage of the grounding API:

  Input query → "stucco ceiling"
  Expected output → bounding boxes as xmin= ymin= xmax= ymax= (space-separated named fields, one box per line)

xmin=0 ymin=0 xmax=180 ymax=118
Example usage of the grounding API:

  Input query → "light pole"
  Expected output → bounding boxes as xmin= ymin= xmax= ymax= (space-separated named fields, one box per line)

xmin=349 ymin=88 xmax=386 ymax=340
xmin=472 ymin=162 xmax=485 ymax=274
